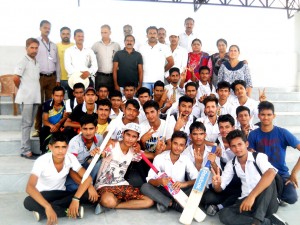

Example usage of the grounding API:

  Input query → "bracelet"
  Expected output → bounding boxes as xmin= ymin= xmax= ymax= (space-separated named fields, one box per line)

xmin=72 ymin=196 xmax=80 ymax=201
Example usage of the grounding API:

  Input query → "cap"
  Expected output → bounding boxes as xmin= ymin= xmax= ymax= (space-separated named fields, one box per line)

xmin=122 ymin=123 xmax=141 ymax=134
xmin=84 ymin=86 xmax=96 ymax=94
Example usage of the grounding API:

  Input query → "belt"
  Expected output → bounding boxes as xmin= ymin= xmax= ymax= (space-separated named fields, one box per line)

xmin=40 ymin=71 xmax=56 ymax=77
xmin=97 ymin=72 xmax=112 ymax=77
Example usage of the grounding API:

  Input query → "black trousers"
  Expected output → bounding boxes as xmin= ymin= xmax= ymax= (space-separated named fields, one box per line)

xmin=24 ymin=190 xmax=91 ymax=219
xmin=219 ymin=180 xmax=279 ymax=225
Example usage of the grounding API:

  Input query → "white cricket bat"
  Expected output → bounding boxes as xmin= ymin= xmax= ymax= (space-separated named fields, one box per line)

xmin=141 ymin=154 xmax=206 ymax=222
xmin=81 ymin=112 xmax=123 ymax=183
xmin=179 ymin=146 xmax=217 ymax=225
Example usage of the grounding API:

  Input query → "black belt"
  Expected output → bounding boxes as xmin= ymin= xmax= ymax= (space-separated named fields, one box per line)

xmin=96 ymin=72 xmax=112 ymax=77
xmin=40 ymin=71 xmax=56 ymax=77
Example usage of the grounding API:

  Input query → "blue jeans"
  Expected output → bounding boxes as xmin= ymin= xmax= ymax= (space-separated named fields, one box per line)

xmin=65 ymin=159 xmax=102 ymax=192
xmin=281 ymin=174 xmax=298 ymax=204
xmin=142 ymin=82 xmax=154 ymax=96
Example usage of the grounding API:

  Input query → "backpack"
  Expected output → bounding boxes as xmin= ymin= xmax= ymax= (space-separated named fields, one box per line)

xmin=232 ymin=152 xmax=283 ymax=198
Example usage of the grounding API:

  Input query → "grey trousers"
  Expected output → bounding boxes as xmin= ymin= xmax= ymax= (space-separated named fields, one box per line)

xmin=219 ymin=180 xmax=279 ymax=225
xmin=21 ymin=104 xmax=39 ymax=153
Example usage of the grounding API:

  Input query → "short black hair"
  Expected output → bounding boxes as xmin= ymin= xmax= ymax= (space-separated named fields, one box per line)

xmin=154 ymin=80 xmax=164 ymax=89
xmin=203 ymin=95 xmax=218 ymax=107
xmin=80 ymin=114 xmax=97 ymax=127
xmin=169 ymin=67 xmax=180 ymax=76
xmin=124 ymin=81 xmax=136 ymax=88
xmin=109 ymin=90 xmax=122 ymax=99
xmin=185 ymin=82 xmax=197 ymax=91
xmin=49 ymin=132 xmax=68 ymax=145
xmin=40 ymin=20 xmax=50 ymax=27
xmin=258 ymin=101 xmax=275 ymax=114
xmin=199 ymin=66 xmax=210 ymax=74
xmin=217 ymin=81 xmax=231 ymax=91
xmin=74 ymin=29 xmax=84 ymax=37
xmin=217 ymin=114 xmax=235 ymax=127
xmin=125 ymin=99 xmax=140 ymax=110
xmin=124 ymin=34 xmax=135 ymax=42
xmin=98 ymin=84 xmax=109 ymax=91
xmin=171 ymin=131 xmax=188 ymax=144
xmin=143 ymin=100 xmax=159 ymax=112
xmin=73 ymin=82 xmax=85 ymax=91
xmin=97 ymin=98 xmax=112 ymax=110
xmin=60 ymin=26 xmax=71 ymax=33
xmin=236 ymin=106 xmax=250 ymax=116
xmin=136 ymin=87 xmax=150 ymax=97
xmin=52 ymin=86 xmax=65 ymax=95
xmin=231 ymin=80 xmax=246 ymax=91
xmin=216 ymin=38 xmax=227 ymax=47
xmin=189 ymin=121 xmax=206 ymax=134
xmin=26 ymin=38 xmax=39 ymax=47
xmin=146 ymin=26 xmax=158 ymax=34
xmin=184 ymin=17 xmax=194 ymax=24
xmin=179 ymin=95 xmax=193 ymax=106
xmin=226 ymin=129 xmax=247 ymax=145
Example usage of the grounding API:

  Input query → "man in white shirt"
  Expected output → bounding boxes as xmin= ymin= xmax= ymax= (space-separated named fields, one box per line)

xmin=216 ymin=81 xmax=235 ymax=116
xmin=197 ymin=96 xmax=219 ymax=142
xmin=158 ymin=27 xmax=168 ymax=45
xmin=164 ymin=67 xmax=185 ymax=103
xmin=185 ymin=82 xmax=203 ymax=118
xmin=64 ymin=29 xmax=98 ymax=89
xmin=92 ymin=24 xmax=121 ymax=91
xmin=179 ymin=17 xmax=198 ymax=52
xmin=166 ymin=32 xmax=188 ymax=81
xmin=23 ymin=133 xmax=97 ymax=223
xmin=136 ymin=87 xmax=151 ymax=124
xmin=141 ymin=131 xmax=199 ymax=213
xmin=196 ymin=66 xmax=217 ymax=101
xmin=139 ymin=26 xmax=174 ymax=94
xmin=65 ymin=82 xmax=85 ymax=114
xmin=212 ymin=130 xmax=287 ymax=225
xmin=236 ymin=105 xmax=259 ymax=137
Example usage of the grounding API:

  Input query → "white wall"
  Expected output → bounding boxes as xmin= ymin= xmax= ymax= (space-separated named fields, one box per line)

xmin=0 ymin=0 xmax=298 ymax=89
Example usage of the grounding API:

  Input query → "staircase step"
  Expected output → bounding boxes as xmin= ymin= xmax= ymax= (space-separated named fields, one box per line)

xmin=0 ymin=131 xmax=40 ymax=155
xmin=0 ymin=115 xmax=22 ymax=131
xmin=274 ymin=112 xmax=300 ymax=127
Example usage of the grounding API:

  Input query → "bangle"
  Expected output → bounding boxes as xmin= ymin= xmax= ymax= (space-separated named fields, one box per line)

xmin=72 ymin=196 xmax=80 ymax=201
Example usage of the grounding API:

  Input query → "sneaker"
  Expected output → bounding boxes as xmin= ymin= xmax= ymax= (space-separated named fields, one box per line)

xmin=20 ymin=151 xmax=37 ymax=160
xmin=32 ymin=131 xmax=39 ymax=137
xmin=156 ymin=203 xmax=168 ymax=213
xmin=78 ymin=206 xmax=84 ymax=219
xmin=269 ymin=213 xmax=288 ymax=225
xmin=206 ymin=204 xmax=219 ymax=216
xmin=278 ymin=199 xmax=288 ymax=207
xmin=171 ymin=200 xmax=183 ymax=213
xmin=95 ymin=203 xmax=105 ymax=215
xmin=32 ymin=211 xmax=40 ymax=221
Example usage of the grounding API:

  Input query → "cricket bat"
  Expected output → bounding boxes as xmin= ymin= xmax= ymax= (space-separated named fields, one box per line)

xmin=141 ymin=153 xmax=206 ymax=222
xmin=81 ymin=112 xmax=123 ymax=183
xmin=179 ymin=146 xmax=217 ymax=225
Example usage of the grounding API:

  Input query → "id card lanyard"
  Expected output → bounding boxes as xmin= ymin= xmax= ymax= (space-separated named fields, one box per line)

xmin=42 ymin=39 xmax=53 ymax=60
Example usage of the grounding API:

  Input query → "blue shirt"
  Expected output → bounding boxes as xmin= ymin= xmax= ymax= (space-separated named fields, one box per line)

xmin=248 ymin=126 xmax=300 ymax=176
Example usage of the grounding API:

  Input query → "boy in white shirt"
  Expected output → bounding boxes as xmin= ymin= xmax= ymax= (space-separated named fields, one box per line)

xmin=216 ymin=81 xmax=235 ymax=116
xmin=164 ymin=67 xmax=185 ymax=102
xmin=136 ymin=87 xmax=151 ymax=123
xmin=236 ymin=105 xmax=259 ymax=137
xmin=196 ymin=66 xmax=217 ymax=102
xmin=212 ymin=130 xmax=287 ymax=225
xmin=185 ymin=82 xmax=203 ymax=118
xmin=141 ymin=131 xmax=199 ymax=213
xmin=23 ymin=133 xmax=96 ymax=223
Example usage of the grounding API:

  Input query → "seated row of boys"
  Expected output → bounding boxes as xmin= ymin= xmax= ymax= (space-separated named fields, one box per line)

xmin=25 ymin=97 xmax=299 ymax=225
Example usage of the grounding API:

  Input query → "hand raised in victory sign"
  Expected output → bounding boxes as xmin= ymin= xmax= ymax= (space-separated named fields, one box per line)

xmin=258 ymin=88 xmax=267 ymax=102
xmin=174 ymin=112 xmax=188 ymax=131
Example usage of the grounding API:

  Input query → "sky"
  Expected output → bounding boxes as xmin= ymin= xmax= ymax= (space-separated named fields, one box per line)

xmin=0 ymin=0 xmax=299 ymax=87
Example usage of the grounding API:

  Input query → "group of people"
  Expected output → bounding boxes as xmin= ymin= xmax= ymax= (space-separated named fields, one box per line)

xmin=12 ymin=17 xmax=300 ymax=225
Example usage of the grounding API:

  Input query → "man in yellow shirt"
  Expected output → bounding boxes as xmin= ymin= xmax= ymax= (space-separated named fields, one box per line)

xmin=57 ymin=27 xmax=74 ymax=99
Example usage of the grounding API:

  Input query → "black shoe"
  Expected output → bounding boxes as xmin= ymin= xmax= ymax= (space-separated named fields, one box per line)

xmin=171 ymin=200 xmax=183 ymax=213
xmin=206 ymin=204 xmax=219 ymax=216
xmin=269 ymin=213 xmax=288 ymax=225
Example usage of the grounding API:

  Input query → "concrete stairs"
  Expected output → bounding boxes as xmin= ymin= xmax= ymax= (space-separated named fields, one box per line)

xmin=0 ymin=87 xmax=299 ymax=224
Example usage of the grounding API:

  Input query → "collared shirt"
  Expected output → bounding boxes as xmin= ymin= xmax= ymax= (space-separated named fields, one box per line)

xmin=232 ymin=96 xmax=259 ymax=126
xmin=14 ymin=55 xmax=41 ymax=104
xmin=216 ymin=135 xmax=235 ymax=163
xmin=221 ymin=152 xmax=277 ymax=199
xmin=218 ymin=100 xmax=235 ymax=117
xmin=36 ymin=37 xmax=60 ymax=82
xmin=191 ymin=100 xmax=203 ymax=118
xmin=113 ymin=48 xmax=143 ymax=87
xmin=179 ymin=32 xmax=199 ymax=52
xmin=92 ymin=40 xmax=121 ymax=73
xmin=165 ymin=83 xmax=184 ymax=102
xmin=197 ymin=116 xmax=219 ymax=142
xmin=65 ymin=98 xmax=78 ymax=113
xmin=109 ymin=108 xmax=121 ymax=120
xmin=196 ymin=81 xmax=217 ymax=100
xmin=68 ymin=133 xmax=103 ymax=164
xmin=42 ymin=99 xmax=65 ymax=125
xmin=165 ymin=45 xmax=188 ymax=78
xmin=168 ymin=113 xmax=195 ymax=142
xmin=146 ymin=150 xmax=198 ymax=182
xmin=31 ymin=152 xmax=82 ymax=192
xmin=56 ymin=42 xmax=74 ymax=80
xmin=64 ymin=45 xmax=98 ymax=77
xmin=139 ymin=42 xmax=172 ymax=82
